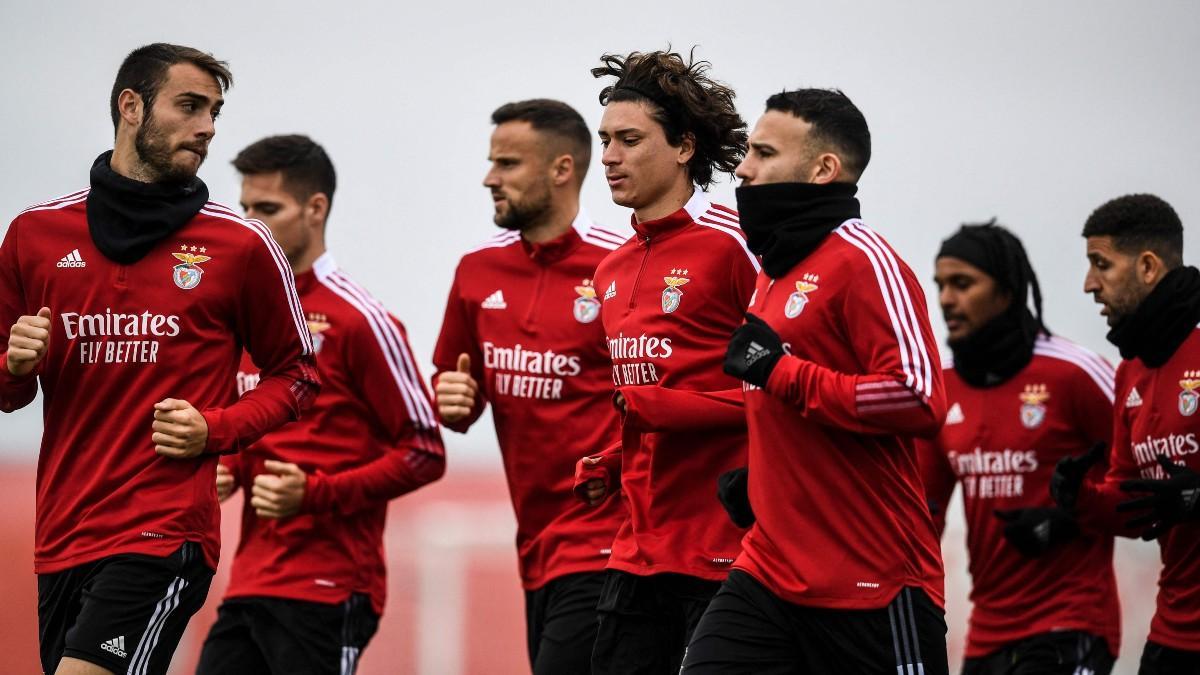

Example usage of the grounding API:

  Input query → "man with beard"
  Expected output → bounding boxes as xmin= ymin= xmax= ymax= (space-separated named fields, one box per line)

xmin=0 ymin=44 xmax=318 ymax=675
xmin=920 ymin=222 xmax=1119 ymax=675
xmin=431 ymin=99 xmax=627 ymax=675
xmin=580 ymin=49 xmax=755 ymax=675
xmin=682 ymin=88 xmax=947 ymax=674
xmin=195 ymin=135 xmax=445 ymax=675
xmin=1052 ymin=194 xmax=1200 ymax=675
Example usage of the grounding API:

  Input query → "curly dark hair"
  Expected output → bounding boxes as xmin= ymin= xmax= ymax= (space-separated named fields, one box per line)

xmin=592 ymin=49 xmax=746 ymax=189
xmin=1082 ymin=193 xmax=1183 ymax=268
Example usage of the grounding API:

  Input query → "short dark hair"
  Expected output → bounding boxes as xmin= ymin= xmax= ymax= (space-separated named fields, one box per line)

xmin=765 ymin=89 xmax=871 ymax=180
xmin=232 ymin=135 xmax=337 ymax=209
xmin=110 ymin=43 xmax=232 ymax=133
xmin=491 ymin=99 xmax=592 ymax=184
xmin=1082 ymin=194 xmax=1183 ymax=269
xmin=592 ymin=49 xmax=747 ymax=189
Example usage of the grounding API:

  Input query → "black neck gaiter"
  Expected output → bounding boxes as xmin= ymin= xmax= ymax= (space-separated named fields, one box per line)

xmin=949 ymin=307 xmax=1041 ymax=387
xmin=735 ymin=182 xmax=861 ymax=278
xmin=86 ymin=151 xmax=209 ymax=264
xmin=1107 ymin=266 xmax=1200 ymax=367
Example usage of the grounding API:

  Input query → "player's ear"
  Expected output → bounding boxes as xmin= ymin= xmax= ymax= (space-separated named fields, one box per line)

xmin=809 ymin=152 xmax=842 ymax=185
xmin=117 ymin=89 xmax=144 ymax=129
xmin=306 ymin=192 xmax=330 ymax=227
xmin=551 ymin=154 xmax=574 ymax=187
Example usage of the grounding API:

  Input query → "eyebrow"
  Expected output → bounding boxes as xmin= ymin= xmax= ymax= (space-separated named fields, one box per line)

xmin=598 ymin=127 xmax=643 ymax=136
xmin=176 ymin=91 xmax=224 ymax=107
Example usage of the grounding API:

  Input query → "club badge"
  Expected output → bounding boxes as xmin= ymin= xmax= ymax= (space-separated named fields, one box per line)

xmin=1019 ymin=384 xmax=1050 ymax=429
xmin=307 ymin=312 xmax=331 ymax=354
xmin=785 ymin=274 xmax=820 ymax=319
xmin=661 ymin=268 xmax=690 ymax=314
xmin=172 ymin=246 xmax=211 ymax=290
xmin=573 ymin=279 xmax=601 ymax=324
xmin=1179 ymin=371 xmax=1200 ymax=417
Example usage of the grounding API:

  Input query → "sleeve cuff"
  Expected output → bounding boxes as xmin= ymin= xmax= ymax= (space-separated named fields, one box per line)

xmin=201 ymin=407 xmax=238 ymax=455
xmin=302 ymin=471 xmax=331 ymax=514
xmin=764 ymin=354 xmax=803 ymax=400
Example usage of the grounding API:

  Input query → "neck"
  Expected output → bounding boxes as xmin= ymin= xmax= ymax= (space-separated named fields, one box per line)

xmin=110 ymin=136 xmax=158 ymax=183
xmin=634 ymin=179 xmax=693 ymax=224
xmin=289 ymin=240 xmax=328 ymax=275
xmin=521 ymin=194 xmax=580 ymax=244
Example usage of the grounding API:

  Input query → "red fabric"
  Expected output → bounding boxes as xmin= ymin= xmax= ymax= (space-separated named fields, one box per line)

xmin=735 ymin=219 xmax=947 ymax=610
xmin=1076 ymin=327 xmax=1200 ymax=651
xmin=221 ymin=254 xmax=444 ymax=614
xmin=918 ymin=336 xmax=1119 ymax=657
xmin=0 ymin=193 xmax=317 ymax=574
xmin=432 ymin=215 xmax=628 ymax=590
xmin=592 ymin=193 xmax=757 ymax=581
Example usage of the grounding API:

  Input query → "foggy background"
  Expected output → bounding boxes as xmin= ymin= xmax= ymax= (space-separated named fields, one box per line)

xmin=1 ymin=1 xmax=1197 ymax=673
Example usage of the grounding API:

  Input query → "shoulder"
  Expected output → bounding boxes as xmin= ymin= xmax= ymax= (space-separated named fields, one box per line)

xmin=687 ymin=201 xmax=760 ymax=273
xmin=1032 ymin=334 xmax=1115 ymax=399
xmin=10 ymin=188 xmax=91 ymax=228
xmin=828 ymin=220 xmax=913 ymax=272
xmin=313 ymin=262 xmax=407 ymax=339
xmin=194 ymin=201 xmax=280 ymax=252
xmin=462 ymin=229 xmax=521 ymax=259
xmin=575 ymin=218 xmax=628 ymax=253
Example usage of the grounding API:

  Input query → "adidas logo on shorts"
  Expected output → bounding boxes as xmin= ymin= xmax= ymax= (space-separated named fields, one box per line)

xmin=100 ymin=635 xmax=127 ymax=658
xmin=57 ymin=248 xmax=86 ymax=268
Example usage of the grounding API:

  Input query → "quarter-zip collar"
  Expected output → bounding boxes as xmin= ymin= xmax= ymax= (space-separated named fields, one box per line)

xmin=296 ymin=251 xmax=337 ymax=294
xmin=522 ymin=210 xmax=589 ymax=264
xmin=631 ymin=189 xmax=710 ymax=241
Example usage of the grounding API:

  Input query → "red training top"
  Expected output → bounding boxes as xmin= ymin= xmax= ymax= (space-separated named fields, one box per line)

xmin=0 ymin=193 xmax=318 ymax=573
xmin=919 ymin=335 xmax=1119 ymax=657
xmin=432 ymin=212 xmax=628 ymax=590
xmin=592 ymin=191 xmax=757 ymax=581
xmin=223 ymin=253 xmax=445 ymax=614
xmin=736 ymin=219 xmax=947 ymax=609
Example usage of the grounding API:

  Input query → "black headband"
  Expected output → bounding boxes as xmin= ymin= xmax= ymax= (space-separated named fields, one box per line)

xmin=937 ymin=229 xmax=1004 ymax=287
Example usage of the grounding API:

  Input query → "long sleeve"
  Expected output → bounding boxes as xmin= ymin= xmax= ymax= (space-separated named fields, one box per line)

xmin=431 ymin=263 xmax=487 ymax=432
xmin=620 ymin=385 xmax=745 ymax=432
xmin=763 ymin=256 xmax=945 ymax=437
xmin=1075 ymin=378 xmax=1140 ymax=537
xmin=915 ymin=436 xmax=957 ymax=537
xmin=202 ymin=225 xmax=320 ymax=453
xmin=0 ymin=220 xmax=38 ymax=412
xmin=304 ymin=311 xmax=446 ymax=516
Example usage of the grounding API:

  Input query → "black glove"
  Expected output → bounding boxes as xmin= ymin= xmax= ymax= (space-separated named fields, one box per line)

xmin=993 ymin=507 xmax=1080 ymax=557
xmin=724 ymin=313 xmax=785 ymax=388
xmin=1118 ymin=455 xmax=1200 ymax=540
xmin=717 ymin=467 xmax=755 ymax=528
xmin=1050 ymin=442 xmax=1106 ymax=511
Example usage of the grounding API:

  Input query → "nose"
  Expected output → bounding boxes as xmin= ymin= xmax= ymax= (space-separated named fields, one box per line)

xmin=196 ymin=114 xmax=215 ymax=140
xmin=483 ymin=166 xmax=500 ymax=189
xmin=1083 ymin=269 xmax=1100 ymax=294
xmin=601 ymin=143 xmax=620 ymax=167
xmin=938 ymin=286 xmax=954 ymax=311
xmin=734 ymin=156 xmax=752 ymax=184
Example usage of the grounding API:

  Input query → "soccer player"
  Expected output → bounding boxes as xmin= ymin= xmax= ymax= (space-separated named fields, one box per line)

xmin=194 ymin=135 xmax=445 ymax=675
xmin=0 ymin=44 xmax=318 ymax=675
xmin=431 ymin=99 xmax=627 ymax=675
xmin=1053 ymin=194 xmax=1200 ymax=675
xmin=920 ymin=222 xmax=1118 ymax=674
xmin=580 ymin=49 xmax=755 ymax=674
xmin=682 ymin=89 xmax=948 ymax=674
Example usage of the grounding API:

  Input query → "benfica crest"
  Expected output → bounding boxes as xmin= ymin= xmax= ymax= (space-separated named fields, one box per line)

xmin=573 ymin=279 xmax=601 ymax=324
xmin=172 ymin=246 xmax=211 ymax=290
xmin=307 ymin=312 xmax=331 ymax=354
xmin=1179 ymin=371 xmax=1200 ymax=417
xmin=1019 ymin=384 xmax=1050 ymax=429
xmin=785 ymin=274 xmax=820 ymax=319
xmin=661 ymin=268 xmax=690 ymax=314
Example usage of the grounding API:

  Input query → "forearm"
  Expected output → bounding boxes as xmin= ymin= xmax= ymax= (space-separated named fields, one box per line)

xmin=620 ymin=386 xmax=745 ymax=433
xmin=0 ymin=353 xmax=37 ymax=412
xmin=204 ymin=357 xmax=320 ymax=454
xmin=304 ymin=430 xmax=446 ymax=516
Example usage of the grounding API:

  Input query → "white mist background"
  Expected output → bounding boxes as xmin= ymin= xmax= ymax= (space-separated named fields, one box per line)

xmin=2 ymin=2 xmax=1197 ymax=672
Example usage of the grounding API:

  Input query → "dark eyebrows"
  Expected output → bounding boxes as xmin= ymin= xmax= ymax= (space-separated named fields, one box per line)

xmin=177 ymin=91 xmax=224 ymax=108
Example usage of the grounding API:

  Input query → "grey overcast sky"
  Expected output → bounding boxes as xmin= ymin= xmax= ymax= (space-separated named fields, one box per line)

xmin=1 ymin=0 xmax=1198 ymax=458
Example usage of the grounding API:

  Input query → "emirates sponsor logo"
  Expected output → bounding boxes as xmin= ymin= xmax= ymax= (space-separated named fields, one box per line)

xmin=1132 ymin=433 xmax=1198 ymax=472
xmin=62 ymin=308 xmax=182 ymax=365
xmin=950 ymin=447 xmax=1039 ymax=499
xmin=483 ymin=341 xmax=582 ymax=400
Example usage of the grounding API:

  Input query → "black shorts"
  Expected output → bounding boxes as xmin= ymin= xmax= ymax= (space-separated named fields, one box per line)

xmin=196 ymin=593 xmax=379 ymax=675
xmin=961 ymin=631 xmax=1114 ymax=675
xmin=681 ymin=569 xmax=948 ymax=675
xmin=37 ymin=541 xmax=214 ymax=675
xmin=524 ymin=571 xmax=605 ymax=675
xmin=1139 ymin=640 xmax=1200 ymax=675
xmin=591 ymin=569 xmax=722 ymax=675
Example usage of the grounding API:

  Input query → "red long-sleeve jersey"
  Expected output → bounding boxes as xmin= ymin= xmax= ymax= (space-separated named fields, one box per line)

xmin=735 ymin=219 xmax=946 ymax=609
xmin=592 ymin=191 xmax=757 ymax=581
xmin=919 ymin=335 xmax=1119 ymax=657
xmin=432 ymin=212 xmax=628 ymax=590
xmin=223 ymin=253 xmax=444 ymax=614
xmin=1076 ymin=326 xmax=1200 ymax=652
xmin=0 ymin=193 xmax=318 ymax=573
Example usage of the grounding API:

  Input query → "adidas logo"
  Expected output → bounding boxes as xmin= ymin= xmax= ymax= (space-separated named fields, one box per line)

xmin=100 ymin=636 xmax=127 ymax=658
xmin=603 ymin=281 xmax=617 ymax=301
xmin=56 ymin=248 xmax=86 ymax=268
xmin=946 ymin=402 xmax=965 ymax=425
xmin=1126 ymin=387 xmax=1143 ymax=408
xmin=481 ymin=290 xmax=507 ymax=310
xmin=745 ymin=341 xmax=769 ymax=365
